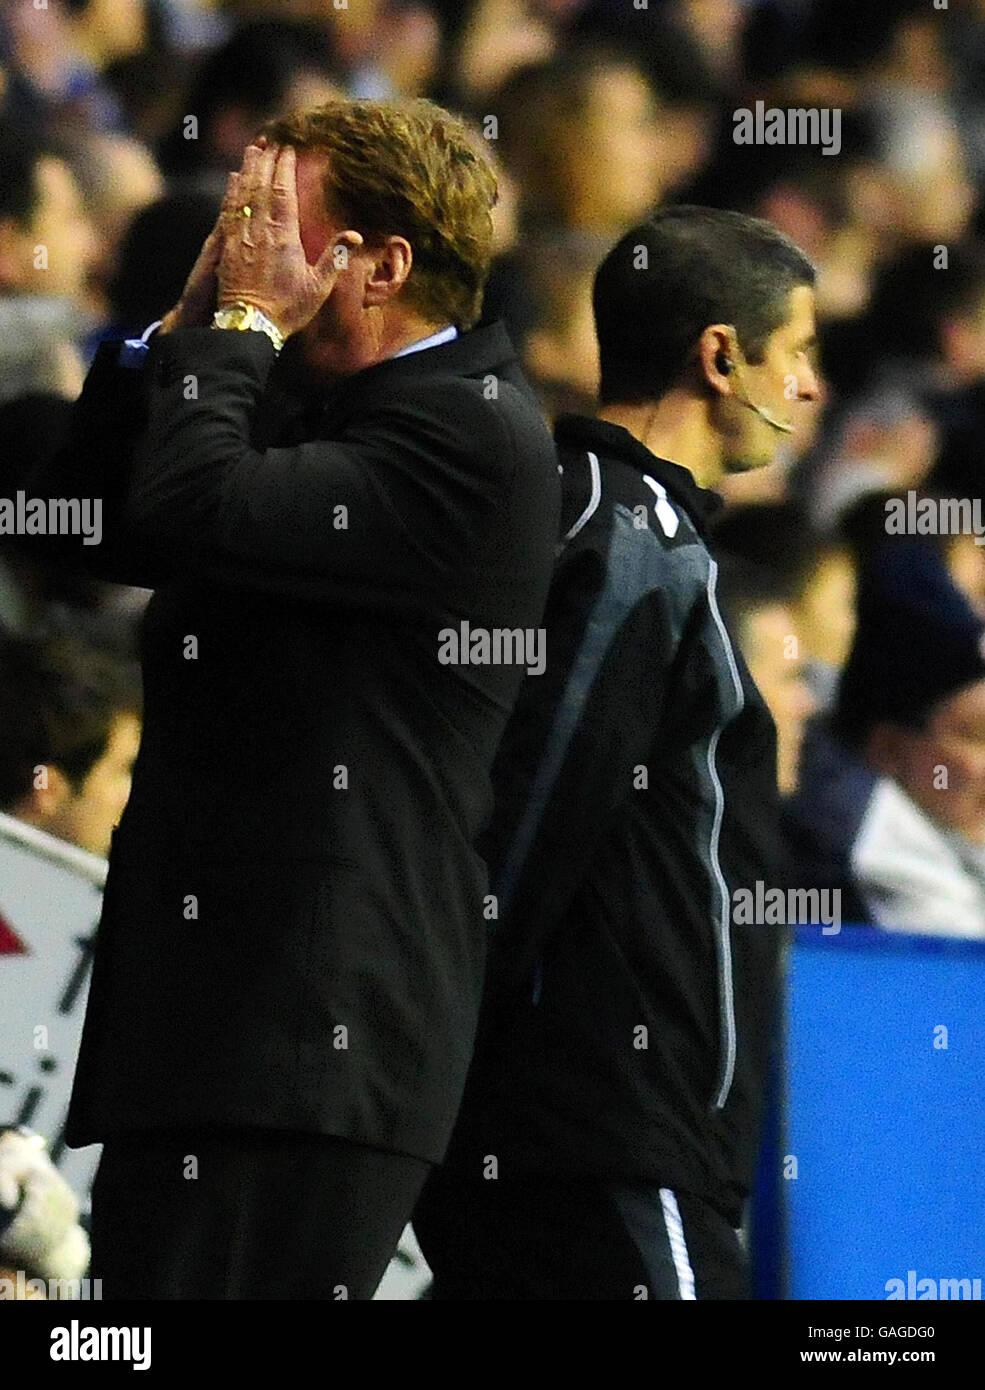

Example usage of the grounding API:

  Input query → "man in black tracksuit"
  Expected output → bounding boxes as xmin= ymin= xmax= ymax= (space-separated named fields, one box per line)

xmin=415 ymin=207 xmax=821 ymax=1299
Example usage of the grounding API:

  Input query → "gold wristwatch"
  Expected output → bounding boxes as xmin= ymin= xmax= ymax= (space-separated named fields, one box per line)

xmin=212 ymin=301 xmax=285 ymax=352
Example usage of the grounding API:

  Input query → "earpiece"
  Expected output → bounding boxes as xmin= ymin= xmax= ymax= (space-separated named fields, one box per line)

xmin=716 ymin=344 xmax=794 ymax=434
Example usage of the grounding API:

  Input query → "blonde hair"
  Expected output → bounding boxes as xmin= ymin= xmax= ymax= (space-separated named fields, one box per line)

xmin=261 ymin=98 xmax=498 ymax=329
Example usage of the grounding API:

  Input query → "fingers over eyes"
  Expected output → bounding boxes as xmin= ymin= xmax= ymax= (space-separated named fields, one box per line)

xmin=222 ymin=171 xmax=241 ymax=216
xmin=270 ymin=145 xmax=298 ymax=226
xmin=238 ymin=143 xmax=278 ymax=216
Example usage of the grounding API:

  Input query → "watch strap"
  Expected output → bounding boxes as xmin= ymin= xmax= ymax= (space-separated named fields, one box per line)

xmin=212 ymin=302 xmax=285 ymax=352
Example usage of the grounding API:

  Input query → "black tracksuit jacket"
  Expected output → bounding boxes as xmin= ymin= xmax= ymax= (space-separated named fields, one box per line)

xmin=437 ymin=414 xmax=784 ymax=1224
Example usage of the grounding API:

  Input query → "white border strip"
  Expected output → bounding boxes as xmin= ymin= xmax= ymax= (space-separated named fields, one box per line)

xmin=0 ymin=811 xmax=107 ymax=888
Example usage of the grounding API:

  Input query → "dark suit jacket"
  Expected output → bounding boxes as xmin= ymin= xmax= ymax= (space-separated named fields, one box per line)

xmin=57 ymin=321 xmax=560 ymax=1163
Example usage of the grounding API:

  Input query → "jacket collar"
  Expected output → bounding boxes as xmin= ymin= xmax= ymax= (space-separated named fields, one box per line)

xmin=553 ymin=413 xmax=724 ymax=539
xmin=263 ymin=321 xmax=520 ymax=445
xmin=338 ymin=319 xmax=517 ymax=391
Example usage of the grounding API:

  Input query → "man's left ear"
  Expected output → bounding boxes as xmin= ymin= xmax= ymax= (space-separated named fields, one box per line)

xmin=362 ymin=236 xmax=413 ymax=309
xmin=699 ymin=323 xmax=737 ymax=396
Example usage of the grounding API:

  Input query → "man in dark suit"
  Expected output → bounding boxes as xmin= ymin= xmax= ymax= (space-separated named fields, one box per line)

xmin=53 ymin=99 xmax=560 ymax=1298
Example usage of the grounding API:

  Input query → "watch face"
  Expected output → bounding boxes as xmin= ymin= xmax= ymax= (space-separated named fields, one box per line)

xmin=223 ymin=305 xmax=251 ymax=330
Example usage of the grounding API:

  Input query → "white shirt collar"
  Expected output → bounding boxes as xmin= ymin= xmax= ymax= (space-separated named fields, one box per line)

xmin=390 ymin=324 xmax=458 ymax=359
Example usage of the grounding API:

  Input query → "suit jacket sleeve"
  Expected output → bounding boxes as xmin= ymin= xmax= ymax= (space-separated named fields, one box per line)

xmin=25 ymin=340 xmax=172 ymax=590
xmin=125 ymin=327 xmax=514 ymax=610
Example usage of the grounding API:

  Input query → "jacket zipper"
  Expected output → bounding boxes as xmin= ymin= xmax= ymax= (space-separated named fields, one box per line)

xmin=705 ymin=558 xmax=745 ymax=1110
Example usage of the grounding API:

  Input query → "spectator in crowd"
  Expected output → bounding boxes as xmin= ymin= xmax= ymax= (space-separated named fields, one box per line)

xmin=60 ymin=0 xmax=148 ymax=76
xmin=801 ymin=239 xmax=985 ymax=528
xmin=946 ymin=530 xmax=985 ymax=616
xmin=793 ymin=538 xmax=856 ymax=709
xmin=218 ymin=0 xmax=442 ymax=99
xmin=859 ymin=0 xmax=976 ymax=243
xmin=156 ymin=19 xmax=344 ymax=193
xmin=0 ymin=635 xmax=141 ymax=859
xmin=0 ymin=0 xmax=146 ymax=132
xmin=59 ymin=129 xmax=163 ymax=330
xmin=0 ymin=124 xmax=100 ymax=401
xmin=841 ymin=489 xmax=985 ymax=620
xmin=714 ymin=503 xmax=856 ymax=712
xmin=446 ymin=0 xmax=583 ymax=104
xmin=807 ymin=389 xmax=940 ymax=532
xmin=0 ymin=390 xmax=76 ymax=636
xmin=787 ymin=541 xmax=985 ymax=937
xmin=490 ymin=50 xmax=668 ymax=411
xmin=833 ymin=238 xmax=985 ymax=417
xmin=717 ymin=552 xmax=817 ymax=796
xmin=322 ymin=0 xmax=441 ymax=98
xmin=89 ymin=189 xmax=222 ymax=348
xmin=0 ymin=386 xmax=148 ymax=654
xmin=494 ymin=50 xmax=666 ymax=237
xmin=466 ymin=122 xmax=539 ymax=360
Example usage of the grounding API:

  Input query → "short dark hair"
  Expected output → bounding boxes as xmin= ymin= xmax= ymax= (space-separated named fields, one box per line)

xmin=593 ymin=205 xmax=816 ymax=406
xmin=0 ymin=637 xmax=141 ymax=810
xmin=712 ymin=502 xmax=831 ymax=602
xmin=715 ymin=551 xmax=799 ymax=647
xmin=864 ymin=241 xmax=985 ymax=362
xmin=492 ymin=47 xmax=659 ymax=229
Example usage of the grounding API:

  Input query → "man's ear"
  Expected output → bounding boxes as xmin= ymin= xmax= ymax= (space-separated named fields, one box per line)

xmin=698 ymin=323 xmax=737 ymax=397
xmin=362 ymin=235 xmax=413 ymax=310
xmin=10 ymin=764 xmax=75 ymax=827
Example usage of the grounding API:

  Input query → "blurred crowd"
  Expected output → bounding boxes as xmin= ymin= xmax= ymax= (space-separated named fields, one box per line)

xmin=4 ymin=0 xmax=985 ymax=946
